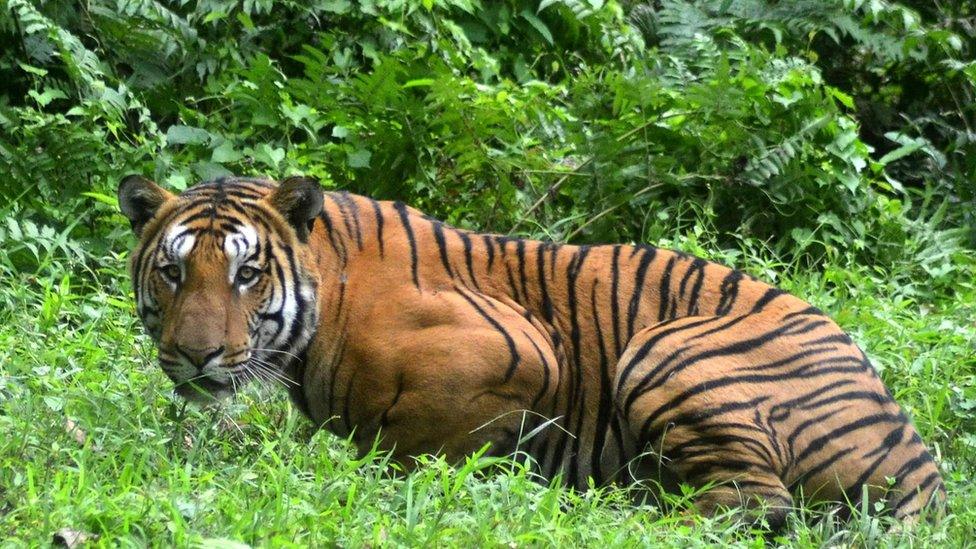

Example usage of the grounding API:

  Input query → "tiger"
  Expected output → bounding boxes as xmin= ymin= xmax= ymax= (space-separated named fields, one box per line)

xmin=118 ymin=174 xmax=945 ymax=528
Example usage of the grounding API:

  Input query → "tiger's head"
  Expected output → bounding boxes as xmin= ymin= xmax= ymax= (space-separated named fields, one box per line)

xmin=118 ymin=175 xmax=323 ymax=402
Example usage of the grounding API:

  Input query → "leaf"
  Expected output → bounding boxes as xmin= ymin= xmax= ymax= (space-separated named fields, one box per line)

xmin=402 ymin=79 xmax=435 ymax=88
xmin=81 ymin=192 xmax=118 ymax=207
xmin=192 ymin=162 xmax=234 ymax=181
xmin=538 ymin=0 xmax=561 ymax=13
xmin=827 ymin=87 xmax=855 ymax=109
xmin=520 ymin=10 xmax=554 ymax=45
xmin=236 ymin=12 xmax=255 ymax=31
xmin=321 ymin=0 xmax=351 ymax=14
xmin=347 ymin=148 xmax=372 ymax=169
xmin=165 ymin=125 xmax=212 ymax=146
xmin=211 ymin=141 xmax=243 ymax=163
xmin=6 ymin=218 xmax=21 ymax=241
xmin=878 ymin=133 xmax=926 ymax=165
xmin=251 ymin=144 xmax=285 ymax=169
xmin=17 ymin=62 xmax=48 ymax=76
xmin=331 ymin=126 xmax=350 ymax=139
xmin=28 ymin=87 xmax=68 ymax=107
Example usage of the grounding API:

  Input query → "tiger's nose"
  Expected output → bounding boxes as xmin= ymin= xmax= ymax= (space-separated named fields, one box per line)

xmin=176 ymin=345 xmax=224 ymax=369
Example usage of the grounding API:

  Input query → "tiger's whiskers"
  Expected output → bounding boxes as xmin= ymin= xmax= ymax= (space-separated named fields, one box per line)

xmin=250 ymin=347 xmax=302 ymax=362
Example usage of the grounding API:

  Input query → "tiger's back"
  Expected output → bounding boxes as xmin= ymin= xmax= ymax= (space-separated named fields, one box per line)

xmin=119 ymin=177 xmax=944 ymax=528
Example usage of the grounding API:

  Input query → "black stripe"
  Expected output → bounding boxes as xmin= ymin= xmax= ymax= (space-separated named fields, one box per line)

xmin=455 ymin=287 xmax=521 ymax=382
xmin=483 ymin=235 xmax=495 ymax=271
xmin=687 ymin=312 xmax=756 ymax=343
xmin=658 ymin=255 xmax=678 ymax=321
xmin=317 ymin=210 xmax=348 ymax=263
xmin=609 ymin=245 xmax=623 ymax=355
xmin=797 ymin=390 xmax=890 ymax=411
xmin=666 ymin=396 xmax=771 ymax=431
xmin=341 ymin=367 xmax=359 ymax=435
xmin=394 ymin=202 xmax=420 ymax=289
xmin=369 ymin=198 xmax=385 ymax=258
xmin=564 ymin=246 xmax=591 ymax=488
xmin=863 ymin=424 xmax=906 ymax=459
xmin=768 ymin=378 xmax=855 ymax=422
xmin=615 ymin=316 xmax=723 ymax=396
xmin=783 ymin=318 xmax=831 ymax=337
xmin=280 ymin=243 xmax=309 ymax=344
xmin=333 ymin=192 xmax=364 ymax=250
xmin=516 ymin=239 xmax=529 ymax=307
xmin=801 ymin=333 xmax=852 ymax=347
xmin=548 ymin=243 xmax=559 ymax=279
xmin=795 ymin=413 xmax=905 ymax=464
xmin=891 ymin=447 xmax=935 ymax=481
xmin=286 ymin=349 xmax=311 ymax=419
xmin=537 ymin=243 xmax=554 ymax=321
xmin=783 ymin=306 xmax=824 ymax=319
xmin=686 ymin=259 xmax=707 ymax=316
xmin=623 ymin=316 xmax=812 ymax=414
xmin=892 ymin=471 xmax=942 ymax=514
xmin=667 ymin=434 xmax=775 ymax=467
xmin=458 ymin=230 xmax=480 ymax=289
xmin=789 ymin=446 xmax=855 ymax=488
xmin=626 ymin=246 xmax=656 ymax=339
xmin=844 ymin=426 xmax=906 ymax=501
xmin=716 ymin=269 xmax=744 ymax=315
xmin=590 ymin=280 xmax=613 ymax=482
xmin=636 ymin=358 xmax=866 ymax=442
xmin=505 ymin=261 xmax=524 ymax=304
xmin=750 ymin=287 xmax=784 ymax=313
xmin=431 ymin=221 xmax=454 ymax=277
xmin=675 ymin=258 xmax=705 ymax=317
xmin=684 ymin=457 xmax=764 ymax=480
xmin=526 ymin=333 xmax=551 ymax=410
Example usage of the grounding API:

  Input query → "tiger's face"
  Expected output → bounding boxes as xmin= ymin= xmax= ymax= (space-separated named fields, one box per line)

xmin=118 ymin=176 xmax=323 ymax=402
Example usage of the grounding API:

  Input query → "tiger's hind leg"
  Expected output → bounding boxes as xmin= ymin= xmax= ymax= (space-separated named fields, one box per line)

xmin=614 ymin=315 xmax=794 ymax=529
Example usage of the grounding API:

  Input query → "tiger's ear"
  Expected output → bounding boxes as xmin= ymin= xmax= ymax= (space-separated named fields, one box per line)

xmin=118 ymin=175 xmax=175 ymax=235
xmin=267 ymin=176 xmax=324 ymax=243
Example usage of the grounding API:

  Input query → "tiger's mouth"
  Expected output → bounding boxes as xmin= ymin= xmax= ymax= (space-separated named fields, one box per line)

xmin=172 ymin=374 xmax=236 ymax=402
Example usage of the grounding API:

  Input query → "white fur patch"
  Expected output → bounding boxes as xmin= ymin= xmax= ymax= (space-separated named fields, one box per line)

xmin=224 ymin=224 xmax=259 ymax=283
xmin=164 ymin=224 xmax=196 ymax=260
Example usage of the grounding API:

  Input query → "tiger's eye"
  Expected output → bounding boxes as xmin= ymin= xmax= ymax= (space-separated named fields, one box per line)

xmin=236 ymin=265 xmax=260 ymax=284
xmin=161 ymin=264 xmax=181 ymax=282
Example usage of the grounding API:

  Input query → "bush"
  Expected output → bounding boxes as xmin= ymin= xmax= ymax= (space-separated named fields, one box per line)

xmin=3 ymin=0 xmax=974 ymax=268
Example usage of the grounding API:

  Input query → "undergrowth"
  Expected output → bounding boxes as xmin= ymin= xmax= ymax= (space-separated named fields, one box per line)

xmin=1 ymin=206 xmax=974 ymax=546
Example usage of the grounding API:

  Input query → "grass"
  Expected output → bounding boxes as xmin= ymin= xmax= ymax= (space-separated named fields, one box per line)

xmin=1 ymin=231 xmax=975 ymax=547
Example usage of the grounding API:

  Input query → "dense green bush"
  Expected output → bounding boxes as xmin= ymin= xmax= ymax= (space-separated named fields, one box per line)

xmin=2 ymin=0 xmax=973 ymax=270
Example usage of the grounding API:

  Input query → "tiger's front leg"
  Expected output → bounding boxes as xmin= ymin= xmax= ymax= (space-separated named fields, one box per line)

xmin=302 ymin=286 xmax=560 ymax=469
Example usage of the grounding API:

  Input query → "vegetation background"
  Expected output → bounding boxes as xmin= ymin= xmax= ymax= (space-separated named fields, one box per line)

xmin=1 ymin=0 xmax=974 ymax=545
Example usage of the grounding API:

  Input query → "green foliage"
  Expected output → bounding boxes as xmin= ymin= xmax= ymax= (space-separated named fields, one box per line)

xmin=3 ymin=0 xmax=973 ymax=259
xmin=1 ymin=0 xmax=975 ymax=544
